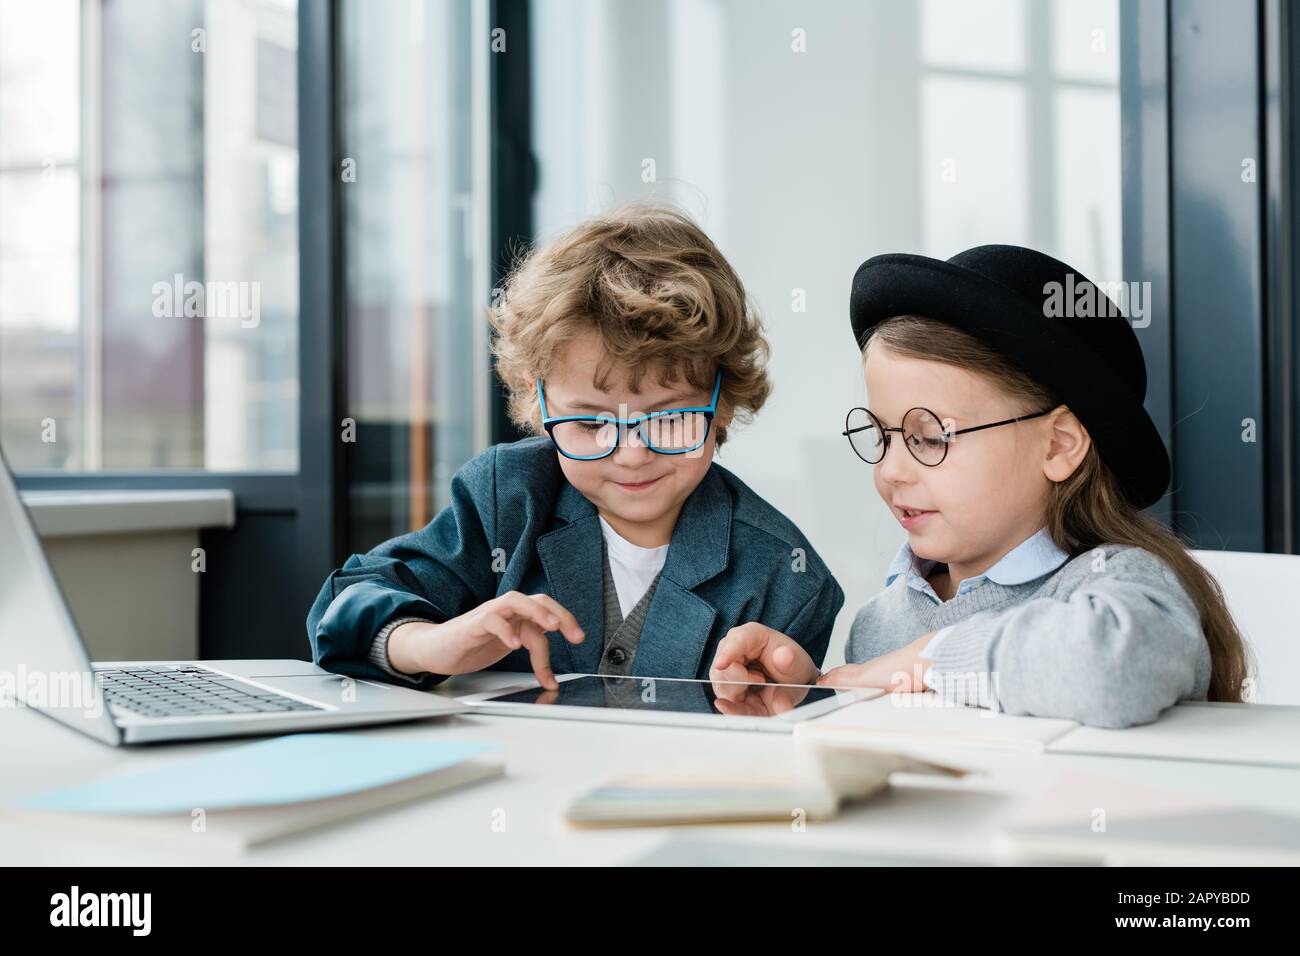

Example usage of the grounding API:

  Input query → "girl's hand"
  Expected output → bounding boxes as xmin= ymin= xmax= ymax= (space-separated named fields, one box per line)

xmin=387 ymin=591 xmax=584 ymax=690
xmin=816 ymin=630 xmax=938 ymax=693
xmin=709 ymin=622 xmax=820 ymax=690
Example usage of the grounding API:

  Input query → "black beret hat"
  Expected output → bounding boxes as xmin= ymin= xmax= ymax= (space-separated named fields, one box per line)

xmin=849 ymin=244 xmax=1169 ymax=510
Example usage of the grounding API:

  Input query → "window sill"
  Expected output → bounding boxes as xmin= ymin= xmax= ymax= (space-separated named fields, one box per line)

xmin=20 ymin=489 xmax=236 ymax=538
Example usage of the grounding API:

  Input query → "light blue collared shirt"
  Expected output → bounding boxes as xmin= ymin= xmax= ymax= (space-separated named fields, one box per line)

xmin=886 ymin=527 xmax=1071 ymax=686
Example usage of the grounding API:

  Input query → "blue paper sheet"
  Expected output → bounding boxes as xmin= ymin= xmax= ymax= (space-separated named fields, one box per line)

xmin=11 ymin=734 xmax=496 ymax=815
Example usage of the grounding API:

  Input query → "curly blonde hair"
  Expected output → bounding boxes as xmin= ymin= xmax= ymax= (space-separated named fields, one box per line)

xmin=488 ymin=203 xmax=771 ymax=446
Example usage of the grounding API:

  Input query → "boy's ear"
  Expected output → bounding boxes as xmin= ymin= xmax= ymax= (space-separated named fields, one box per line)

xmin=1042 ymin=406 xmax=1090 ymax=483
xmin=713 ymin=399 xmax=734 ymax=431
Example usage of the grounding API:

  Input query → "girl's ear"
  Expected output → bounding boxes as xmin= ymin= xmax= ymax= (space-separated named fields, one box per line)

xmin=1042 ymin=406 xmax=1091 ymax=483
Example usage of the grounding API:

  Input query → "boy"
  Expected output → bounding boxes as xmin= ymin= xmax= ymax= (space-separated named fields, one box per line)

xmin=306 ymin=204 xmax=843 ymax=690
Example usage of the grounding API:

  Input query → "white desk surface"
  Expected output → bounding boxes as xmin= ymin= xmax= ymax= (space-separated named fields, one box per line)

xmin=4 ymin=672 xmax=1300 ymax=866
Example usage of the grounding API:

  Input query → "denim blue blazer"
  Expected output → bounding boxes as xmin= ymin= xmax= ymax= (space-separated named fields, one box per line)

xmin=306 ymin=436 xmax=844 ymax=688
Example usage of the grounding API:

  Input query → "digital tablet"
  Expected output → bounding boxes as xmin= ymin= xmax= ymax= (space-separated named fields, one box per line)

xmin=456 ymin=673 xmax=882 ymax=733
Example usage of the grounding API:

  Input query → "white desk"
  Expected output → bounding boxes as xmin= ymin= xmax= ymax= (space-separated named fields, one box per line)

xmin=4 ymin=672 xmax=1300 ymax=865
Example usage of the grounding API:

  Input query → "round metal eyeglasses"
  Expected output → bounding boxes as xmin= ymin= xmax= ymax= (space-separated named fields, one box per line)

xmin=842 ymin=405 xmax=1055 ymax=467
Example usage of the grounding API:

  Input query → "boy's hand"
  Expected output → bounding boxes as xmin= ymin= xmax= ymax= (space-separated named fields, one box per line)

xmin=387 ymin=592 xmax=584 ymax=690
xmin=816 ymin=631 xmax=936 ymax=693
xmin=709 ymin=623 xmax=820 ymax=689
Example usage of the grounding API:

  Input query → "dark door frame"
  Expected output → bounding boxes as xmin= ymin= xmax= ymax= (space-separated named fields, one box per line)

xmin=1121 ymin=0 xmax=1297 ymax=554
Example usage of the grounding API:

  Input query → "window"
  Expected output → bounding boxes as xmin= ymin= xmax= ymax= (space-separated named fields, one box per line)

xmin=0 ymin=0 xmax=299 ymax=472
xmin=339 ymin=0 xmax=489 ymax=551
xmin=920 ymin=0 xmax=1121 ymax=281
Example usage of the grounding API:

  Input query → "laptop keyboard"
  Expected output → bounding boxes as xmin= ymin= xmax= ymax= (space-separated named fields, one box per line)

xmin=96 ymin=665 xmax=324 ymax=720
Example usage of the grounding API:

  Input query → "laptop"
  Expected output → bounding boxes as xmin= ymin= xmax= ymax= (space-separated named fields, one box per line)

xmin=0 ymin=447 xmax=465 ymax=745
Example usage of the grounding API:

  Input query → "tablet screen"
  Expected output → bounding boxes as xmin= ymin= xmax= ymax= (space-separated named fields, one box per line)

xmin=485 ymin=675 xmax=839 ymax=715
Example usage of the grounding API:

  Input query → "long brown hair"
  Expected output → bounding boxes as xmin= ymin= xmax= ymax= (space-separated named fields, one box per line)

xmin=865 ymin=315 xmax=1251 ymax=702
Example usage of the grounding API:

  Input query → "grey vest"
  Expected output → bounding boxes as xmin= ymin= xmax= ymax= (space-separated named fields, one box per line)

xmin=597 ymin=537 xmax=662 ymax=686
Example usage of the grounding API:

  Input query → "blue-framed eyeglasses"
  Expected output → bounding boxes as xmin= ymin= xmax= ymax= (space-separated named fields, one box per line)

xmin=536 ymin=370 xmax=723 ymax=461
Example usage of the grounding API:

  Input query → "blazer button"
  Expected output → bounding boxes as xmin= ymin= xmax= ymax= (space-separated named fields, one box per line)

xmin=608 ymin=648 xmax=628 ymax=666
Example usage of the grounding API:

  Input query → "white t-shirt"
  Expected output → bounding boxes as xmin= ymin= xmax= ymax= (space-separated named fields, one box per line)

xmin=597 ymin=515 xmax=670 ymax=620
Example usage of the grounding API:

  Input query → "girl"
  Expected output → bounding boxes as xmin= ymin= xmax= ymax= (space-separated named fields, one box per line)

xmin=710 ymin=244 xmax=1250 ymax=728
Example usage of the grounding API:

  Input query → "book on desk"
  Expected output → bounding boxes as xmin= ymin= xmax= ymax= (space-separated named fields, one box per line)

xmin=2 ymin=733 xmax=503 ymax=852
